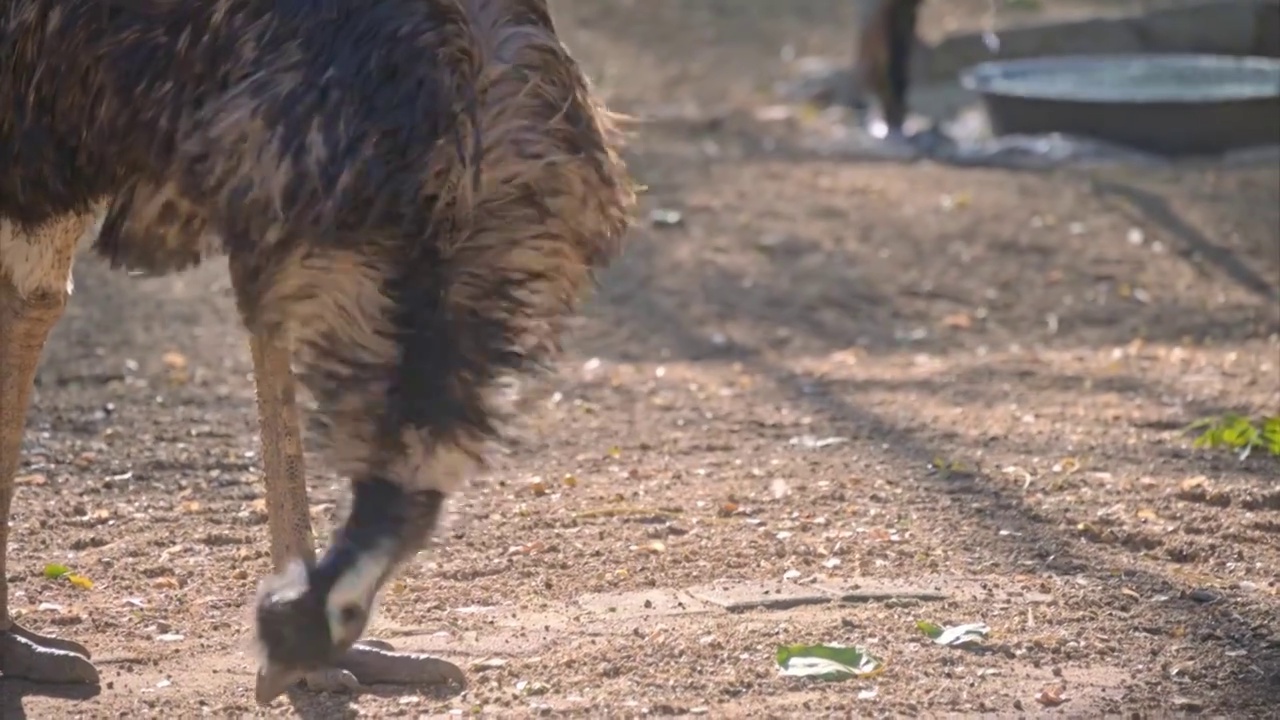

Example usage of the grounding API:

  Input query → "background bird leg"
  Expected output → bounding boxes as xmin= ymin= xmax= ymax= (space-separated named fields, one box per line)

xmin=881 ymin=0 xmax=923 ymax=135
xmin=0 ymin=264 xmax=98 ymax=684
xmin=852 ymin=0 xmax=923 ymax=137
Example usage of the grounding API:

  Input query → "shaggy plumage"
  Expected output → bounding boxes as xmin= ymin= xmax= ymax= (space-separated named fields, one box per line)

xmin=0 ymin=0 xmax=634 ymax=700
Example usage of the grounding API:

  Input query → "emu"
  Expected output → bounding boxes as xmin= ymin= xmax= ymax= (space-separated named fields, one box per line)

xmin=0 ymin=0 xmax=634 ymax=702
xmin=851 ymin=0 xmax=925 ymax=136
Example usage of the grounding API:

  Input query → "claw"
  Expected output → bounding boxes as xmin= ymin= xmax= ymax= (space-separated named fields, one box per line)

xmin=336 ymin=642 xmax=465 ymax=687
xmin=255 ymin=661 xmax=307 ymax=704
xmin=303 ymin=667 xmax=360 ymax=694
xmin=254 ymin=638 xmax=463 ymax=704
xmin=354 ymin=638 xmax=395 ymax=652
xmin=0 ymin=629 xmax=99 ymax=685
xmin=9 ymin=624 xmax=92 ymax=659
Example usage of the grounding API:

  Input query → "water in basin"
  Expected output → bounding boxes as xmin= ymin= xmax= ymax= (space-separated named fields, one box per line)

xmin=965 ymin=54 xmax=1280 ymax=104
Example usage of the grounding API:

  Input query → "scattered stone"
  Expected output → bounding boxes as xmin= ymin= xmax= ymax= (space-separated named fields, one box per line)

xmin=1187 ymin=588 xmax=1219 ymax=604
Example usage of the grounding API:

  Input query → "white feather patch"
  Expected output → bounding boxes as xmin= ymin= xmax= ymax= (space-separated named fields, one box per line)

xmin=0 ymin=209 xmax=102 ymax=298
xmin=325 ymin=543 xmax=395 ymax=642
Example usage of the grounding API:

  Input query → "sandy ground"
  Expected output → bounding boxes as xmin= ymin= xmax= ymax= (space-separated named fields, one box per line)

xmin=4 ymin=1 xmax=1278 ymax=717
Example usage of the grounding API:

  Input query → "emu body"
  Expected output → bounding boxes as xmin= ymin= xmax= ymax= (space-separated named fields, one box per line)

xmin=1 ymin=0 xmax=633 ymax=699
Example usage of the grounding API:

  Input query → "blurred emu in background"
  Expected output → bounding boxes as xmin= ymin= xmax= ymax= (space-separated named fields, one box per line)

xmin=851 ymin=0 xmax=925 ymax=137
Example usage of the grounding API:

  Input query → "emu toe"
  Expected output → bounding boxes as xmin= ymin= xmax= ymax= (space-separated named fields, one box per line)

xmin=256 ymin=639 xmax=465 ymax=703
xmin=301 ymin=667 xmax=360 ymax=694
xmin=334 ymin=640 xmax=465 ymax=687
xmin=0 ymin=625 xmax=99 ymax=685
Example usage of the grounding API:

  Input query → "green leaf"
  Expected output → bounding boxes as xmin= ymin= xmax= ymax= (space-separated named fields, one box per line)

xmin=1262 ymin=417 xmax=1280 ymax=456
xmin=775 ymin=643 xmax=883 ymax=681
xmin=67 ymin=574 xmax=94 ymax=590
xmin=1188 ymin=414 xmax=1280 ymax=456
xmin=1222 ymin=421 xmax=1256 ymax=448
xmin=915 ymin=620 xmax=944 ymax=639
xmin=43 ymin=563 xmax=72 ymax=579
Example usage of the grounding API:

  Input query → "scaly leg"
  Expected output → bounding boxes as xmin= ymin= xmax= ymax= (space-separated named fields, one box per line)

xmin=242 ymin=320 xmax=461 ymax=697
xmin=0 ymin=275 xmax=98 ymax=685
xmin=247 ymin=330 xmax=315 ymax=570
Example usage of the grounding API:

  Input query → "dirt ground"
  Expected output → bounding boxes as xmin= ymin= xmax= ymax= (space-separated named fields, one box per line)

xmin=5 ymin=1 xmax=1279 ymax=718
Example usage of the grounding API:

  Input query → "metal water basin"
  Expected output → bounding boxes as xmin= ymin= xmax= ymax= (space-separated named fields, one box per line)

xmin=961 ymin=54 xmax=1280 ymax=155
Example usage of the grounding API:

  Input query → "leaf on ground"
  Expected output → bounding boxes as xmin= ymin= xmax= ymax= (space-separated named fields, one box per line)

xmin=1179 ymin=476 xmax=1208 ymax=492
xmin=43 ymin=564 xmax=72 ymax=579
xmin=788 ymin=435 xmax=849 ymax=449
xmin=775 ymin=643 xmax=883 ymax=681
xmin=472 ymin=657 xmax=508 ymax=671
xmin=67 ymin=574 xmax=94 ymax=590
xmin=1188 ymin=414 xmax=1279 ymax=457
xmin=915 ymin=620 xmax=944 ymax=639
xmin=161 ymin=350 xmax=188 ymax=369
xmin=506 ymin=540 xmax=547 ymax=556
xmin=931 ymin=457 xmax=972 ymax=477
xmin=1036 ymin=685 xmax=1068 ymax=706
xmin=917 ymin=621 xmax=989 ymax=646
xmin=515 ymin=679 xmax=550 ymax=696
xmin=1263 ymin=416 xmax=1280 ymax=456
xmin=717 ymin=501 xmax=741 ymax=517
xmin=1052 ymin=457 xmax=1081 ymax=474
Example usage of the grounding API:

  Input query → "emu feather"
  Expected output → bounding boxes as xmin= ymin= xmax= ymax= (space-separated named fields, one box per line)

xmin=0 ymin=0 xmax=635 ymax=699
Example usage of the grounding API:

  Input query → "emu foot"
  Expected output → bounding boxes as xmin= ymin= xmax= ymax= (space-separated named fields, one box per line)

xmin=0 ymin=623 xmax=99 ymax=684
xmin=256 ymin=638 xmax=464 ymax=702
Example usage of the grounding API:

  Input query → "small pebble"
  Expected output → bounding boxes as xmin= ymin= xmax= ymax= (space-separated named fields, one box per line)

xmin=1188 ymin=588 xmax=1218 ymax=604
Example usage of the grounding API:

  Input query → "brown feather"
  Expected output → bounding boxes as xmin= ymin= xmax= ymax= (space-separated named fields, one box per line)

xmin=2 ymin=0 xmax=637 ymax=490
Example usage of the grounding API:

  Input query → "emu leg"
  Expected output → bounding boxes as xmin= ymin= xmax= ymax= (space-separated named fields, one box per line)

xmin=880 ymin=0 xmax=922 ymax=135
xmin=247 ymin=331 xmax=315 ymax=571
xmin=852 ymin=0 xmax=922 ymax=138
xmin=0 ymin=278 xmax=98 ymax=684
xmin=245 ymin=330 xmax=462 ymax=697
